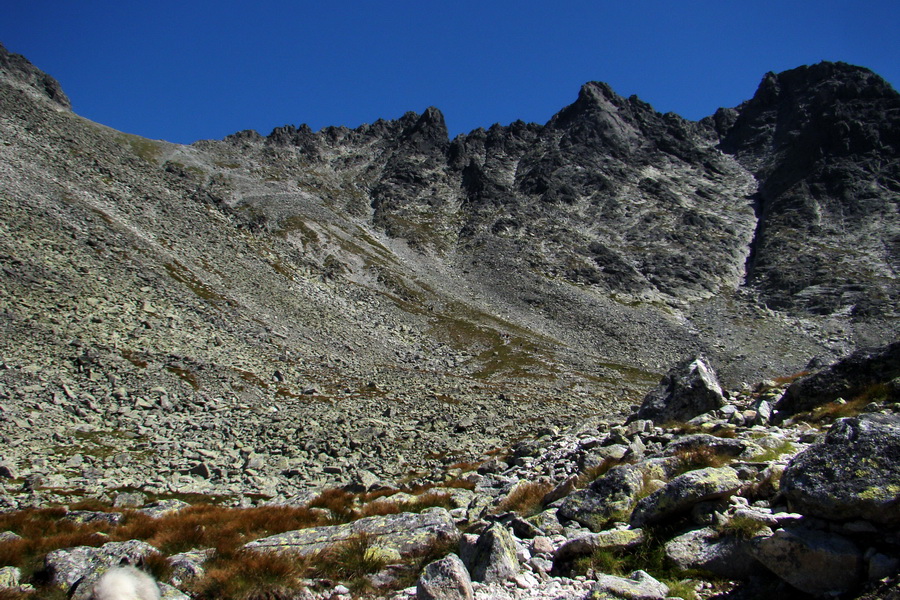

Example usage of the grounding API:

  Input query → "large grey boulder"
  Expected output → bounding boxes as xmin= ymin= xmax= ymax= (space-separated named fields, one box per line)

xmin=589 ymin=570 xmax=669 ymax=600
xmin=44 ymin=540 xmax=159 ymax=599
xmin=416 ymin=553 xmax=474 ymax=600
xmin=664 ymin=526 xmax=764 ymax=579
xmin=630 ymin=466 xmax=742 ymax=528
xmin=245 ymin=507 xmax=459 ymax=560
xmin=555 ymin=458 xmax=676 ymax=531
xmin=630 ymin=356 xmax=725 ymax=425
xmin=749 ymin=526 xmax=863 ymax=596
xmin=776 ymin=341 xmax=900 ymax=416
xmin=464 ymin=524 xmax=519 ymax=584
xmin=781 ymin=414 xmax=900 ymax=526
xmin=553 ymin=528 xmax=645 ymax=566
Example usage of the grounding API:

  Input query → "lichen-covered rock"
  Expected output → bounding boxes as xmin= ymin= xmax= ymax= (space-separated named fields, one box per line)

xmin=664 ymin=526 xmax=765 ymax=579
xmin=245 ymin=507 xmax=459 ymax=559
xmin=630 ymin=356 xmax=725 ymax=425
xmin=662 ymin=433 xmax=748 ymax=458
xmin=630 ymin=466 xmax=742 ymax=527
xmin=556 ymin=458 xmax=677 ymax=531
xmin=0 ymin=566 xmax=22 ymax=589
xmin=465 ymin=524 xmax=519 ymax=584
xmin=416 ymin=553 xmax=474 ymax=600
xmin=588 ymin=569 xmax=669 ymax=600
xmin=781 ymin=414 xmax=900 ymax=526
xmin=777 ymin=341 xmax=900 ymax=416
xmin=168 ymin=548 xmax=213 ymax=585
xmin=553 ymin=528 xmax=645 ymax=567
xmin=44 ymin=540 xmax=160 ymax=599
xmin=749 ymin=526 xmax=863 ymax=596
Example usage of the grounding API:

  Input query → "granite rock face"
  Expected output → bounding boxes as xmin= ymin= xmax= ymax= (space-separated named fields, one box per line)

xmin=781 ymin=414 xmax=900 ymax=526
xmin=777 ymin=340 xmax=900 ymax=415
xmin=713 ymin=62 xmax=900 ymax=317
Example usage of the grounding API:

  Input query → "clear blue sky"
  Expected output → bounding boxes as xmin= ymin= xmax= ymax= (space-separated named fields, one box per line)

xmin=3 ymin=1 xmax=897 ymax=144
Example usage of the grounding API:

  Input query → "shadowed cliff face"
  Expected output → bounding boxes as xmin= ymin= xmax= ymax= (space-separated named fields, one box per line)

xmin=713 ymin=62 xmax=900 ymax=316
xmin=0 ymin=44 xmax=896 ymax=492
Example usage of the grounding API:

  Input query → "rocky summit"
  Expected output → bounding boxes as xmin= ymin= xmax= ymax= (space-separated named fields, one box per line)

xmin=0 ymin=42 xmax=898 ymax=599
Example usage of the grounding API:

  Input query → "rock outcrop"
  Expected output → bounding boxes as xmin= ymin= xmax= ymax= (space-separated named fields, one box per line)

xmin=777 ymin=340 xmax=900 ymax=416
xmin=781 ymin=414 xmax=900 ymax=526
xmin=629 ymin=356 xmax=725 ymax=425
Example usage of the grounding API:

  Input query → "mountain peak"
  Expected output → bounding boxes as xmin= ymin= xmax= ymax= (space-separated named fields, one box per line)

xmin=0 ymin=43 xmax=70 ymax=109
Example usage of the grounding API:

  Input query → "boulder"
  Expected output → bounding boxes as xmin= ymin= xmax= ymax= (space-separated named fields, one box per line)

xmin=589 ymin=569 xmax=669 ymax=600
xmin=630 ymin=466 xmax=743 ymax=527
xmin=662 ymin=433 xmax=748 ymax=458
xmin=553 ymin=528 xmax=645 ymax=567
xmin=245 ymin=507 xmax=459 ymax=559
xmin=781 ymin=414 xmax=900 ymax=526
xmin=0 ymin=566 xmax=22 ymax=589
xmin=664 ymin=526 xmax=764 ymax=579
xmin=776 ymin=341 xmax=900 ymax=416
xmin=749 ymin=526 xmax=863 ymax=596
xmin=556 ymin=458 xmax=676 ymax=531
xmin=630 ymin=356 xmax=725 ymax=425
xmin=44 ymin=540 xmax=160 ymax=599
xmin=464 ymin=524 xmax=519 ymax=584
xmin=416 ymin=553 xmax=474 ymax=600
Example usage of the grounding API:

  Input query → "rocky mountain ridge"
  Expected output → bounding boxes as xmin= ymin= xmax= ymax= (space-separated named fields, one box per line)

xmin=0 ymin=42 xmax=897 ymax=507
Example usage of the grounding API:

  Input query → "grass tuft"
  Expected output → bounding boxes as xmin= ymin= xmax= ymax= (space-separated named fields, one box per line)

xmin=746 ymin=440 xmax=796 ymax=462
xmin=495 ymin=481 xmax=554 ymax=517
xmin=188 ymin=548 xmax=307 ymax=600
xmin=673 ymin=446 xmax=733 ymax=475
xmin=715 ymin=514 xmax=769 ymax=540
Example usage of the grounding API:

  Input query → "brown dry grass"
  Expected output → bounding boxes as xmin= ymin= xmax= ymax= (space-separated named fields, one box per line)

xmin=0 ymin=485 xmax=463 ymax=597
xmin=112 ymin=504 xmax=326 ymax=555
xmin=495 ymin=481 xmax=554 ymax=516
xmin=575 ymin=456 xmax=633 ymax=489
xmin=188 ymin=548 xmax=309 ymax=600
xmin=673 ymin=446 xmax=733 ymax=474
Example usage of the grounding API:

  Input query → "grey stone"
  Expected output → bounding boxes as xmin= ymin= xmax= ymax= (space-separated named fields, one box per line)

xmin=589 ymin=569 xmax=669 ymax=600
xmin=139 ymin=499 xmax=190 ymax=519
xmin=168 ymin=548 xmax=213 ymax=585
xmin=630 ymin=466 xmax=742 ymax=527
xmin=44 ymin=540 xmax=160 ymax=599
xmin=465 ymin=524 xmax=519 ymax=584
xmin=245 ymin=508 xmax=459 ymax=559
xmin=113 ymin=491 xmax=147 ymax=508
xmin=553 ymin=528 xmax=645 ymax=567
xmin=777 ymin=341 xmax=900 ymax=416
xmin=416 ymin=553 xmax=474 ymax=600
xmin=0 ymin=566 xmax=22 ymax=589
xmin=630 ymin=356 xmax=725 ymax=425
xmin=749 ymin=526 xmax=863 ymax=596
xmin=664 ymin=526 xmax=764 ymax=579
xmin=556 ymin=458 xmax=677 ymax=531
xmin=781 ymin=414 xmax=900 ymax=526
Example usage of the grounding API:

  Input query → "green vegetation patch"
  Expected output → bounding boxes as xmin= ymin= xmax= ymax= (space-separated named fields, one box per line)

xmin=117 ymin=133 xmax=163 ymax=164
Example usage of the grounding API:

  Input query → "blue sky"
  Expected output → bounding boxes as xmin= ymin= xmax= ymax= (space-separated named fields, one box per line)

xmin=3 ymin=1 xmax=897 ymax=144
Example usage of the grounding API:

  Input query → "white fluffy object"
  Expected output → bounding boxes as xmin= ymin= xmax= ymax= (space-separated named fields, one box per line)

xmin=91 ymin=566 xmax=161 ymax=600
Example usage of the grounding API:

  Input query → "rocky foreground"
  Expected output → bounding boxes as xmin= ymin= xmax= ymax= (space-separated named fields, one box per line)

xmin=1 ymin=342 xmax=898 ymax=599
